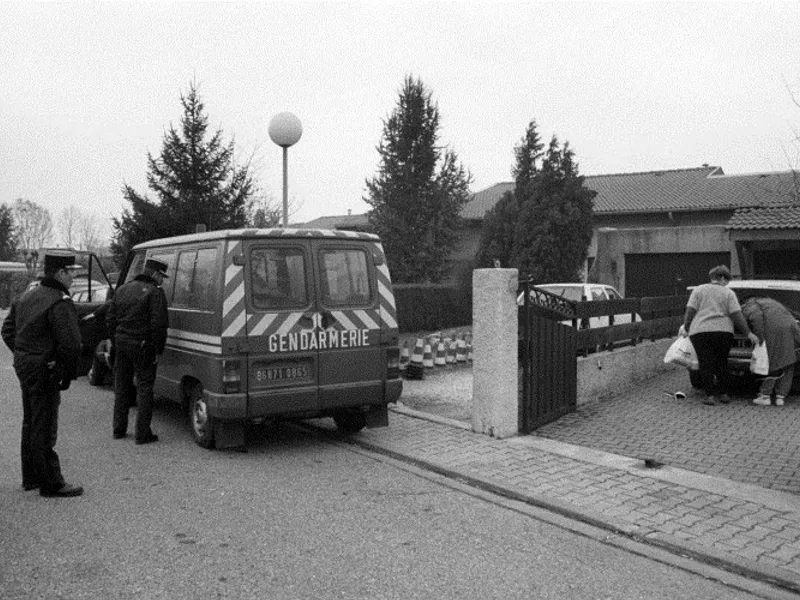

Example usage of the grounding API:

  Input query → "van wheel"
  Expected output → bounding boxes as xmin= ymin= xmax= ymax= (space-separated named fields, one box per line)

xmin=689 ymin=370 xmax=703 ymax=389
xmin=188 ymin=385 xmax=215 ymax=449
xmin=333 ymin=410 xmax=367 ymax=434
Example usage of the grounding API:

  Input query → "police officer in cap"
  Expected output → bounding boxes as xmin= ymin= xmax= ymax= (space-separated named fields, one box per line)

xmin=107 ymin=258 xmax=169 ymax=444
xmin=1 ymin=251 xmax=84 ymax=497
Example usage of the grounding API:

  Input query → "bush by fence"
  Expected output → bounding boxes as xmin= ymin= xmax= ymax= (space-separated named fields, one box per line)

xmin=394 ymin=283 xmax=472 ymax=333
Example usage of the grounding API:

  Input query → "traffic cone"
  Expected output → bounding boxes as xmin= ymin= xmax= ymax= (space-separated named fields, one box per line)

xmin=423 ymin=339 xmax=434 ymax=369
xmin=405 ymin=338 xmax=425 ymax=380
xmin=445 ymin=338 xmax=456 ymax=365
xmin=456 ymin=335 xmax=466 ymax=363
xmin=434 ymin=340 xmax=446 ymax=367
xmin=399 ymin=340 xmax=410 ymax=373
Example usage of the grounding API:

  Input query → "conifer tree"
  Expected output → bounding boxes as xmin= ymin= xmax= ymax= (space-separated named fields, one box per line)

xmin=365 ymin=76 xmax=472 ymax=283
xmin=111 ymin=82 xmax=256 ymax=263
xmin=476 ymin=120 xmax=594 ymax=281
xmin=0 ymin=204 xmax=16 ymax=261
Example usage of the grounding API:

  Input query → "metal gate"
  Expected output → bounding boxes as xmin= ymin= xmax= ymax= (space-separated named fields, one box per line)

xmin=519 ymin=280 xmax=577 ymax=433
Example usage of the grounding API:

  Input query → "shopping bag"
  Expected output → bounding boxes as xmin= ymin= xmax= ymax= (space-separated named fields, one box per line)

xmin=663 ymin=336 xmax=699 ymax=370
xmin=750 ymin=342 xmax=769 ymax=375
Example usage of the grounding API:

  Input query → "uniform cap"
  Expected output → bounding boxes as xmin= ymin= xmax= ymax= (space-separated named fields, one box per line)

xmin=145 ymin=258 xmax=169 ymax=278
xmin=44 ymin=251 xmax=81 ymax=272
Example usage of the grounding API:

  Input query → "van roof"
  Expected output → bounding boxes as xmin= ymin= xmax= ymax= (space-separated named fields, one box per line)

xmin=132 ymin=227 xmax=380 ymax=250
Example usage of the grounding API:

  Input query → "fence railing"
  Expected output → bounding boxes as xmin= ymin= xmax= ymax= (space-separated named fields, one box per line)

xmin=519 ymin=288 xmax=689 ymax=356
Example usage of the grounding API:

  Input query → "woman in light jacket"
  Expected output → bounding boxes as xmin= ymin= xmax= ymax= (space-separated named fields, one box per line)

xmin=680 ymin=266 xmax=759 ymax=405
xmin=741 ymin=296 xmax=800 ymax=406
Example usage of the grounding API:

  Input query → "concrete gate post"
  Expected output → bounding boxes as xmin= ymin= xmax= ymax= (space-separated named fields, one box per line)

xmin=471 ymin=268 xmax=519 ymax=438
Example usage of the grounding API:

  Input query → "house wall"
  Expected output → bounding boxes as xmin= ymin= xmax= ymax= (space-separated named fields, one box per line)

xmin=451 ymin=210 xmax=738 ymax=291
xmin=594 ymin=225 xmax=738 ymax=296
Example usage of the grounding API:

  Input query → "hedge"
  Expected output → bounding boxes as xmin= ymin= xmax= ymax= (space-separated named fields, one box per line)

xmin=393 ymin=283 xmax=472 ymax=333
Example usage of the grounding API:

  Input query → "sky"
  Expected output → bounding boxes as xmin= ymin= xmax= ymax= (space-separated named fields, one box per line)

xmin=2 ymin=1 xmax=800 ymax=245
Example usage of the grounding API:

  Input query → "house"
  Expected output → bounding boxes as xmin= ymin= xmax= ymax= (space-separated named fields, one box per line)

xmin=303 ymin=166 xmax=800 ymax=296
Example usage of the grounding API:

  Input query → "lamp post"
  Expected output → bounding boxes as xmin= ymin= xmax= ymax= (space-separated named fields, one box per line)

xmin=268 ymin=112 xmax=303 ymax=227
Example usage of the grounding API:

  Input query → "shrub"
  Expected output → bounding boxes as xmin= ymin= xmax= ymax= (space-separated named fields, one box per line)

xmin=393 ymin=283 xmax=472 ymax=333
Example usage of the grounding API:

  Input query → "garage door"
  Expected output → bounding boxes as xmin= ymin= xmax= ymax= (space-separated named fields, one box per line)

xmin=754 ymin=250 xmax=800 ymax=279
xmin=625 ymin=252 xmax=730 ymax=298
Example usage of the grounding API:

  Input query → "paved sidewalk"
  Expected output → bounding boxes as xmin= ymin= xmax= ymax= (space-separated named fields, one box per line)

xmin=310 ymin=405 xmax=800 ymax=594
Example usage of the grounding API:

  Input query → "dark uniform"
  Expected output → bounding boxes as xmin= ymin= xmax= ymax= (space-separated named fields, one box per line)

xmin=107 ymin=259 xmax=169 ymax=444
xmin=1 ymin=254 xmax=82 ymax=496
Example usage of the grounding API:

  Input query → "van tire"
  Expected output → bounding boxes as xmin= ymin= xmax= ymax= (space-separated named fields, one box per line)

xmin=333 ymin=410 xmax=367 ymax=434
xmin=188 ymin=384 xmax=216 ymax=449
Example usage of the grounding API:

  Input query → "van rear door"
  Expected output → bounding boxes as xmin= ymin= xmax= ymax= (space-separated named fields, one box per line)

xmin=243 ymin=239 xmax=319 ymax=416
xmin=311 ymin=240 xmax=387 ymax=411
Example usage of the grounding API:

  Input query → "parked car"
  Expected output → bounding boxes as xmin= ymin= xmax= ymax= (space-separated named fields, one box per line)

xmin=518 ymin=283 xmax=638 ymax=328
xmin=687 ymin=279 xmax=800 ymax=391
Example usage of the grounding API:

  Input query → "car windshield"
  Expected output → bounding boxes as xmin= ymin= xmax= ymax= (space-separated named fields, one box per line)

xmin=537 ymin=286 xmax=584 ymax=302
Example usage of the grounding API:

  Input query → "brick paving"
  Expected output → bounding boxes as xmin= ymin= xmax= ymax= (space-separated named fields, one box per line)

xmin=309 ymin=367 xmax=800 ymax=592
xmin=535 ymin=368 xmax=800 ymax=494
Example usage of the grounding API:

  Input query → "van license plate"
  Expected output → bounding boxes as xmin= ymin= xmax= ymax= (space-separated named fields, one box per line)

xmin=255 ymin=364 xmax=310 ymax=383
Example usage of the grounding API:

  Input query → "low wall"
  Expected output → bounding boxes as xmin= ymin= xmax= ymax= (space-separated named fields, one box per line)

xmin=576 ymin=338 xmax=676 ymax=405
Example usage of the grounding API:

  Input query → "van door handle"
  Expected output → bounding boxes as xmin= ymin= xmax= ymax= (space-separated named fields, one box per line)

xmin=299 ymin=314 xmax=314 ymax=328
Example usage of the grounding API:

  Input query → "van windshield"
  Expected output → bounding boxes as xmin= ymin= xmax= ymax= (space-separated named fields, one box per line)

xmin=250 ymin=247 xmax=307 ymax=309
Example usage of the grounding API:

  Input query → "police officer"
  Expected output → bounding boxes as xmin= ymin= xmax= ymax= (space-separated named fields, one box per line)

xmin=1 ymin=251 xmax=84 ymax=497
xmin=107 ymin=258 xmax=169 ymax=444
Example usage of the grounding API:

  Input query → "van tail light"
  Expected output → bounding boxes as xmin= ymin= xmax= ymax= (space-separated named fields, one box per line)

xmin=222 ymin=359 xmax=242 ymax=393
xmin=386 ymin=348 xmax=400 ymax=380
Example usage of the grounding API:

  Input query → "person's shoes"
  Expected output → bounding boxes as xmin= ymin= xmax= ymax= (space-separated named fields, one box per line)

xmin=113 ymin=431 xmax=127 ymax=439
xmin=135 ymin=433 xmax=159 ymax=445
xmin=22 ymin=482 xmax=39 ymax=491
xmin=776 ymin=395 xmax=786 ymax=406
xmin=703 ymin=396 xmax=717 ymax=405
xmin=40 ymin=483 xmax=83 ymax=497
xmin=753 ymin=394 xmax=772 ymax=406
xmin=720 ymin=394 xmax=731 ymax=404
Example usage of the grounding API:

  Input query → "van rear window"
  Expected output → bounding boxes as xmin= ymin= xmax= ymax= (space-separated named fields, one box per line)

xmin=320 ymin=249 xmax=371 ymax=306
xmin=250 ymin=247 xmax=307 ymax=309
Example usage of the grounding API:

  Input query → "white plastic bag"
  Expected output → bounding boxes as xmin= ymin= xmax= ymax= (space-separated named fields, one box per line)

xmin=750 ymin=342 xmax=769 ymax=375
xmin=664 ymin=336 xmax=699 ymax=370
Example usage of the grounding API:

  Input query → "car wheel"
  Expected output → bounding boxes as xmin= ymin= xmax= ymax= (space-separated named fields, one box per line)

xmin=188 ymin=384 xmax=215 ymax=449
xmin=333 ymin=410 xmax=367 ymax=434
xmin=689 ymin=369 xmax=703 ymax=389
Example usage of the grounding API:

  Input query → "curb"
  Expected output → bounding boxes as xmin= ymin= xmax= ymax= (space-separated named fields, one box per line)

xmin=334 ymin=405 xmax=800 ymax=595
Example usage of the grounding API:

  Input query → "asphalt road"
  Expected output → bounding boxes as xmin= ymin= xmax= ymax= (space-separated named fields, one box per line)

xmin=0 ymin=341 xmax=780 ymax=599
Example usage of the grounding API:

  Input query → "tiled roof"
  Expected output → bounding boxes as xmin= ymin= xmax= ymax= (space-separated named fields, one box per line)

xmin=299 ymin=214 xmax=370 ymax=230
xmin=727 ymin=206 xmax=800 ymax=230
xmin=461 ymin=167 xmax=800 ymax=218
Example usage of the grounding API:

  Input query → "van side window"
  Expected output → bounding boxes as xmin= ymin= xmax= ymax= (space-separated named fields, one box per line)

xmin=173 ymin=248 xmax=217 ymax=310
xmin=320 ymin=249 xmax=371 ymax=306
xmin=250 ymin=247 xmax=307 ymax=309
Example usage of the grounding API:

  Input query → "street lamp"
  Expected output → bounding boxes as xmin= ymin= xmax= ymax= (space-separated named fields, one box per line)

xmin=268 ymin=112 xmax=303 ymax=227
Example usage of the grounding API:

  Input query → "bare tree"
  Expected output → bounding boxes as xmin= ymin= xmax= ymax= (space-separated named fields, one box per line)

xmin=77 ymin=212 xmax=103 ymax=252
xmin=13 ymin=198 xmax=53 ymax=267
xmin=57 ymin=205 xmax=81 ymax=249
